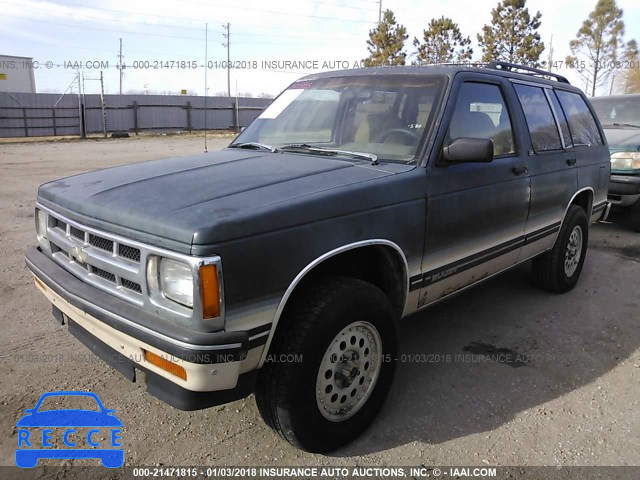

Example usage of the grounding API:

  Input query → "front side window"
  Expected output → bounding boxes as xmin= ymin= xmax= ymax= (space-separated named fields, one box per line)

xmin=232 ymin=75 xmax=446 ymax=163
xmin=448 ymin=82 xmax=515 ymax=156
xmin=555 ymin=90 xmax=603 ymax=147
xmin=514 ymin=84 xmax=562 ymax=152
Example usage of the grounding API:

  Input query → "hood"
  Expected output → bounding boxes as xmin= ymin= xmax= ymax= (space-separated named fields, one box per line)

xmin=38 ymin=149 xmax=408 ymax=248
xmin=602 ymin=127 xmax=640 ymax=152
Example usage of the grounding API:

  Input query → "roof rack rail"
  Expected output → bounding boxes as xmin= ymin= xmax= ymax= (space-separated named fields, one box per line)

xmin=487 ymin=61 xmax=570 ymax=84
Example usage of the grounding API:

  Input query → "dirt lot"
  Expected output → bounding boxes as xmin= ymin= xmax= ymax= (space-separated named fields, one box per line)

xmin=0 ymin=135 xmax=638 ymax=468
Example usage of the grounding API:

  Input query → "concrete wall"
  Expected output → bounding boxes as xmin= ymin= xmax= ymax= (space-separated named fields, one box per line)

xmin=0 ymin=92 xmax=270 ymax=138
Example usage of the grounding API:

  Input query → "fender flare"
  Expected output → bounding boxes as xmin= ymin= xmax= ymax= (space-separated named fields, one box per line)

xmin=257 ymin=239 xmax=409 ymax=367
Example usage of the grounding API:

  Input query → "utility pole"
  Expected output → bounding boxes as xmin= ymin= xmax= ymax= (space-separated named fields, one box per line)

xmin=222 ymin=23 xmax=231 ymax=97
xmin=80 ymin=70 xmax=87 ymax=137
xmin=378 ymin=0 xmax=382 ymax=23
xmin=609 ymin=73 xmax=616 ymax=95
xmin=76 ymin=70 xmax=85 ymax=138
xmin=117 ymin=38 xmax=125 ymax=95
xmin=99 ymin=70 xmax=107 ymax=137
xmin=547 ymin=35 xmax=554 ymax=72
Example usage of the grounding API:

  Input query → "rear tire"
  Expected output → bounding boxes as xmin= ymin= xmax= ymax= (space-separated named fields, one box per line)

xmin=255 ymin=277 xmax=397 ymax=453
xmin=532 ymin=205 xmax=588 ymax=293
xmin=630 ymin=200 xmax=640 ymax=232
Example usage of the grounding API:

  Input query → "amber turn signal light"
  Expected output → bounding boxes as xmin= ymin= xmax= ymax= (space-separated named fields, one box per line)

xmin=200 ymin=264 xmax=220 ymax=318
xmin=144 ymin=350 xmax=187 ymax=380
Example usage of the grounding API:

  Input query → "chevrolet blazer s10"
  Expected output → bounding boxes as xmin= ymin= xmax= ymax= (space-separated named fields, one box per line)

xmin=26 ymin=62 xmax=610 ymax=452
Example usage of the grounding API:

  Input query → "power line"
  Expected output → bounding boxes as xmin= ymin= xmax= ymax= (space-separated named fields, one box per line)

xmin=309 ymin=0 xmax=377 ymax=11
xmin=0 ymin=8 xmax=368 ymax=43
xmin=29 ymin=0 xmax=225 ymax=32
xmin=168 ymin=0 xmax=377 ymax=24
xmin=0 ymin=13 xmax=207 ymax=40
xmin=16 ymin=0 xmax=376 ymax=26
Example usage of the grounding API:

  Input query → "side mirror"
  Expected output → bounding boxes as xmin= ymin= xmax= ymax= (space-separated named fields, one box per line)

xmin=443 ymin=137 xmax=494 ymax=163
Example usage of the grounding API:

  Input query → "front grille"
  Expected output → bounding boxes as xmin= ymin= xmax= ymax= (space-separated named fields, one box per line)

xmin=42 ymin=210 xmax=148 ymax=306
xmin=72 ymin=256 xmax=88 ymax=270
xmin=121 ymin=278 xmax=142 ymax=293
xmin=50 ymin=241 xmax=68 ymax=257
xmin=118 ymin=244 xmax=141 ymax=263
xmin=89 ymin=233 xmax=114 ymax=253
xmin=92 ymin=266 xmax=116 ymax=283
xmin=70 ymin=226 xmax=84 ymax=241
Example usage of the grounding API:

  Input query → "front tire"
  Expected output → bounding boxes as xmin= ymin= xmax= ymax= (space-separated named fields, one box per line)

xmin=532 ymin=205 xmax=589 ymax=293
xmin=255 ymin=277 xmax=397 ymax=453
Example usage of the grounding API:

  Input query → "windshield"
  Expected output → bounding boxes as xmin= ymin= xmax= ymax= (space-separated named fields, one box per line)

xmin=232 ymin=75 xmax=446 ymax=163
xmin=591 ymin=96 xmax=640 ymax=127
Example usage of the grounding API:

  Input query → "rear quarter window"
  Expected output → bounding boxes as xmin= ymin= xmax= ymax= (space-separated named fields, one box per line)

xmin=555 ymin=90 xmax=603 ymax=147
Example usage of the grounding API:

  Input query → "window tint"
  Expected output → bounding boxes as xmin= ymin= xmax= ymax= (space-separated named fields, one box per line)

xmin=449 ymin=82 xmax=515 ymax=156
xmin=555 ymin=91 xmax=603 ymax=147
xmin=548 ymin=91 xmax=572 ymax=147
xmin=514 ymin=84 xmax=562 ymax=151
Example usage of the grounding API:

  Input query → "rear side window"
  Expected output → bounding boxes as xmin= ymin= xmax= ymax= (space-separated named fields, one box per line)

xmin=555 ymin=90 xmax=603 ymax=147
xmin=547 ymin=92 xmax=572 ymax=147
xmin=514 ymin=84 xmax=562 ymax=152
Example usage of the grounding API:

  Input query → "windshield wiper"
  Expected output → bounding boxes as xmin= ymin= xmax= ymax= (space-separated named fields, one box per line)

xmin=279 ymin=143 xmax=379 ymax=165
xmin=228 ymin=142 xmax=277 ymax=152
xmin=602 ymin=123 xmax=640 ymax=129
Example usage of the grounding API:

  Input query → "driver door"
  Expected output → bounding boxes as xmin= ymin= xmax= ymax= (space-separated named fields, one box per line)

xmin=417 ymin=74 xmax=531 ymax=307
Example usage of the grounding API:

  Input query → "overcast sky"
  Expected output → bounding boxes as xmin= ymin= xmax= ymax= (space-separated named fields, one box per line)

xmin=1 ymin=0 xmax=639 ymax=97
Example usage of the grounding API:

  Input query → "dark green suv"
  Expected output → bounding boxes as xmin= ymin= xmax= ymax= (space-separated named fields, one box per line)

xmin=26 ymin=62 xmax=610 ymax=452
xmin=591 ymin=94 xmax=640 ymax=231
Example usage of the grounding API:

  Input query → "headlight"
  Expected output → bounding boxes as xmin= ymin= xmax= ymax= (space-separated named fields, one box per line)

xmin=611 ymin=151 xmax=640 ymax=170
xmin=36 ymin=209 xmax=48 ymax=239
xmin=159 ymin=258 xmax=194 ymax=308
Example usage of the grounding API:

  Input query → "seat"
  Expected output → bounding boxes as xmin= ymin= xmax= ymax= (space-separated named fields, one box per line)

xmin=354 ymin=110 xmax=405 ymax=143
xmin=449 ymin=110 xmax=496 ymax=140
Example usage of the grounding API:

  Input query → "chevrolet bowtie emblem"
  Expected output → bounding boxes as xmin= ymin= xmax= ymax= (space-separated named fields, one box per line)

xmin=70 ymin=246 xmax=88 ymax=263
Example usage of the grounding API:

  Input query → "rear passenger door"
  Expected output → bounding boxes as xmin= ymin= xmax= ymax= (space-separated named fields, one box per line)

xmin=511 ymin=82 xmax=578 ymax=259
xmin=554 ymin=89 xmax=609 ymax=221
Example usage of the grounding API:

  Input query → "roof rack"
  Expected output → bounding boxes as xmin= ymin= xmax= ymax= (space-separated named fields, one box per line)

xmin=487 ymin=61 xmax=570 ymax=84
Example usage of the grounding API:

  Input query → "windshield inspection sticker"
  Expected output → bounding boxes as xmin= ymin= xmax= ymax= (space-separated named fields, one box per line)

xmin=259 ymin=88 xmax=305 ymax=119
xmin=15 ymin=391 xmax=124 ymax=468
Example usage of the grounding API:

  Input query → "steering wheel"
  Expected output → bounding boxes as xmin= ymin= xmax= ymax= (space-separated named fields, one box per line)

xmin=375 ymin=128 xmax=420 ymax=143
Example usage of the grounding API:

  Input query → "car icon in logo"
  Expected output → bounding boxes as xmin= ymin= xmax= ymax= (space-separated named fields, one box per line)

xmin=15 ymin=391 xmax=124 ymax=468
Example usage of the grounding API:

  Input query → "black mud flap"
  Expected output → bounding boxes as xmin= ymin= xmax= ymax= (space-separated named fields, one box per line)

xmin=68 ymin=318 xmax=136 ymax=382
xmin=52 ymin=305 xmax=65 ymax=325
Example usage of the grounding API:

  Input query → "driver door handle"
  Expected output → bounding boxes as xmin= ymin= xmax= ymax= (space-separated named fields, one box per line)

xmin=512 ymin=166 xmax=528 ymax=176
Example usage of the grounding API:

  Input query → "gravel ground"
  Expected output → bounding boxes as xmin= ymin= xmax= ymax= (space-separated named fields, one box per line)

xmin=0 ymin=135 xmax=638 ymax=469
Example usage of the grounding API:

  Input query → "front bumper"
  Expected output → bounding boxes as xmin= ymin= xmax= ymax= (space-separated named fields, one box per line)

xmin=25 ymin=246 xmax=268 ymax=410
xmin=608 ymin=174 xmax=640 ymax=207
